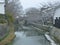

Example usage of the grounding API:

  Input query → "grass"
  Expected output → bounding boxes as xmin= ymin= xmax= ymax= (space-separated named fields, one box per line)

xmin=0 ymin=31 xmax=9 ymax=41
xmin=0 ymin=20 xmax=7 ymax=23
xmin=0 ymin=12 xmax=15 ymax=45
xmin=0 ymin=25 xmax=15 ymax=45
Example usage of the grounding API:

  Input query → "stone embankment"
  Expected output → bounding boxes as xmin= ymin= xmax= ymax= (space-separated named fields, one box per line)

xmin=0 ymin=25 xmax=15 ymax=45
xmin=0 ymin=23 xmax=8 ymax=40
xmin=50 ymin=27 xmax=60 ymax=43
xmin=31 ymin=23 xmax=60 ymax=44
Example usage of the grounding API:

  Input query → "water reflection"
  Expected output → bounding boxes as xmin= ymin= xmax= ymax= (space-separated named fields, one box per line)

xmin=12 ymin=30 xmax=50 ymax=45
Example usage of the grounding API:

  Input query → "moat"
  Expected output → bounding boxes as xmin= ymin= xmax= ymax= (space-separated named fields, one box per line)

xmin=12 ymin=26 xmax=51 ymax=45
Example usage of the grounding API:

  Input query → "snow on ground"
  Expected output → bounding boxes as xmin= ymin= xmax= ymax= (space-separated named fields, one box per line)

xmin=45 ymin=33 xmax=56 ymax=45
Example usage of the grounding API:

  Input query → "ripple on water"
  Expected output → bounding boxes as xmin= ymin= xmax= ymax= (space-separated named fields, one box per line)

xmin=12 ymin=31 xmax=50 ymax=45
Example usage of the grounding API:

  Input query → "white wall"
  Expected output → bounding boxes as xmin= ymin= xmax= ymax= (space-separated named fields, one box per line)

xmin=0 ymin=0 xmax=5 ymax=2
xmin=0 ymin=3 xmax=5 ymax=14
xmin=0 ymin=0 xmax=5 ymax=14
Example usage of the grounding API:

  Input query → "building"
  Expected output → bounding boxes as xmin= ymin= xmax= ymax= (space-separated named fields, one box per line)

xmin=0 ymin=0 xmax=6 ymax=22
xmin=0 ymin=0 xmax=5 ymax=14
xmin=0 ymin=0 xmax=8 ymax=40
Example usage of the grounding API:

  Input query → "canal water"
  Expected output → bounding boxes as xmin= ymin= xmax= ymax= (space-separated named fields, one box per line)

xmin=12 ymin=26 xmax=51 ymax=45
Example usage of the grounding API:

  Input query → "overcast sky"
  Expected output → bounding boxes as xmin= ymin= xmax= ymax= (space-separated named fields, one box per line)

xmin=20 ymin=0 xmax=60 ymax=10
xmin=20 ymin=0 xmax=60 ymax=17
xmin=0 ymin=0 xmax=60 ymax=17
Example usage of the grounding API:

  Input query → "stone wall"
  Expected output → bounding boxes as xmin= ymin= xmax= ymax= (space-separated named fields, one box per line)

xmin=0 ymin=23 xmax=8 ymax=40
xmin=50 ymin=27 xmax=60 ymax=42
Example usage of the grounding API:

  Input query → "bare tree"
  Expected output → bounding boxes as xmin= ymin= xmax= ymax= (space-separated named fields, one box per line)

xmin=39 ymin=2 xmax=58 ymax=25
xmin=25 ymin=7 xmax=41 ymax=24
xmin=5 ymin=0 xmax=23 ymax=19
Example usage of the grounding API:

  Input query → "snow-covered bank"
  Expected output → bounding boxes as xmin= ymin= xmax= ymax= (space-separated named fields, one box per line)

xmin=50 ymin=27 xmax=60 ymax=44
xmin=45 ymin=33 xmax=56 ymax=45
